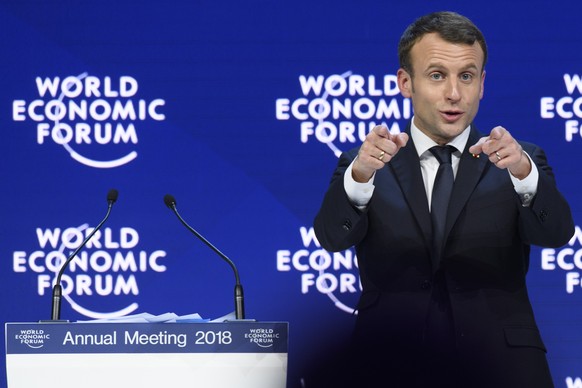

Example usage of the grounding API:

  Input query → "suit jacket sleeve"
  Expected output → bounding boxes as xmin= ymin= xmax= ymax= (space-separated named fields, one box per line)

xmin=517 ymin=142 xmax=574 ymax=248
xmin=314 ymin=148 xmax=370 ymax=252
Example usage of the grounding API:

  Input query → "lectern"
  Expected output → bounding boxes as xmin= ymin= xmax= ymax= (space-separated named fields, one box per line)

xmin=5 ymin=321 xmax=288 ymax=388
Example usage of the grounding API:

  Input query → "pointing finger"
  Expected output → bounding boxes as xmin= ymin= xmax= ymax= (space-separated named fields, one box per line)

xmin=394 ymin=132 xmax=409 ymax=148
xmin=468 ymin=136 xmax=488 ymax=154
xmin=372 ymin=125 xmax=390 ymax=138
xmin=489 ymin=126 xmax=505 ymax=140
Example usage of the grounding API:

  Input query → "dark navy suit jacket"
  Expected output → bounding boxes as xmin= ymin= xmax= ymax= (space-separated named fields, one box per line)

xmin=314 ymin=124 xmax=574 ymax=387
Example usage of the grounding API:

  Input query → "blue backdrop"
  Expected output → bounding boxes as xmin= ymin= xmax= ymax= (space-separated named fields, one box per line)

xmin=1 ymin=1 xmax=581 ymax=387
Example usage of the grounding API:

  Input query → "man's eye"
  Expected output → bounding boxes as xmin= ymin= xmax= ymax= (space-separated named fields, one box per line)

xmin=461 ymin=73 xmax=473 ymax=81
xmin=430 ymin=73 xmax=443 ymax=80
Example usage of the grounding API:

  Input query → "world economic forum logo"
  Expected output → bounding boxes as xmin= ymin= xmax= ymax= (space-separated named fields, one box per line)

xmin=12 ymin=72 xmax=166 ymax=168
xmin=275 ymin=70 xmax=411 ymax=157
xmin=15 ymin=329 xmax=50 ymax=349
xmin=275 ymin=71 xmax=409 ymax=313
xmin=540 ymin=73 xmax=582 ymax=142
xmin=276 ymin=227 xmax=360 ymax=314
xmin=12 ymin=223 xmax=168 ymax=319
xmin=244 ymin=327 xmax=282 ymax=348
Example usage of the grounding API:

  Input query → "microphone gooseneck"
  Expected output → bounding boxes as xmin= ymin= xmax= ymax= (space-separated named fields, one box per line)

xmin=163 ymin=194 xmax=245 ymax=320
xmin=50 ymin=189 xmax=119 ymax=321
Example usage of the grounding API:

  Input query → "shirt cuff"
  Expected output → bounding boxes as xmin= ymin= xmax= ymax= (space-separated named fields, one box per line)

xmin=509 ymin=151 xmax=538 ymax=206
xmin=344 ymin=158 xmax=375 ymax=208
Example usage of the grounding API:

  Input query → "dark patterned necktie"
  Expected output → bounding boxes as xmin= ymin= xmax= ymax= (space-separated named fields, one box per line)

xmin=429 ymin=145 xmax=455 ymax=270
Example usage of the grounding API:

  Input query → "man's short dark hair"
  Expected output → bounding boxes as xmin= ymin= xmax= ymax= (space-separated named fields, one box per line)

xmin=398 ymin=11 xmax=488 ymax=75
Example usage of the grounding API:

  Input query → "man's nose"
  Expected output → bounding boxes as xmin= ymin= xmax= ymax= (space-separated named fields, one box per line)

xmin=445 ymin=79 xmax=461 ymax=101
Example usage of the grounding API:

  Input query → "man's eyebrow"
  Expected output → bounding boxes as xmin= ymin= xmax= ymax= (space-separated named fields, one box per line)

xmin=459 ymin=64 xmax=480 ymax=72
xmin=424 ymin=62 xmax=480 ymax=72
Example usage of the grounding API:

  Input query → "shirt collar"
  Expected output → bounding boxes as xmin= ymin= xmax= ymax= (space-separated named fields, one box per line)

xmin=410 ymin=117 xmax=471 ymax=158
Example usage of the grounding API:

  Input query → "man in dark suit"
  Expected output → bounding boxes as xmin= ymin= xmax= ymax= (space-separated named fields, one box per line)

xmin=314 ymin=11 xmax=574 ymax=388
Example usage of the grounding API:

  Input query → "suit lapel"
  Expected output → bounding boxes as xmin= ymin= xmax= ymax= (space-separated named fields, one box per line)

xmin=445 ymin=126 xmax=489 ymax=239
xmin=384 ymin=125 xmax=489 ymax=265
xmin=388 ymin=132 xmax=432 ymax=247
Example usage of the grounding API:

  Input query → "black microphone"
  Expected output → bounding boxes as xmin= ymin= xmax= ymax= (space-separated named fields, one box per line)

xmin=49 ymin=189 xmax=119 ymax=321
xmin=163 ymin=194 xmax=246 ymax=320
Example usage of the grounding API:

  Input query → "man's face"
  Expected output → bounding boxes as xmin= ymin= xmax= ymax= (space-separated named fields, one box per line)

xmin=397 ymin=32 xmax=485 ymax=145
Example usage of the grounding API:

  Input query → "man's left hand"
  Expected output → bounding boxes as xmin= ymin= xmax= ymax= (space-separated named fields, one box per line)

xmin=468 ymin=126 xmax=531 ymax=180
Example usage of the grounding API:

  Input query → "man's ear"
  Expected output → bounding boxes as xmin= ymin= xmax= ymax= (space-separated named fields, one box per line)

xmin=397 ymin=68 xmax=412 ymax=98
xmin=479 ymin=70 xmax=486 ymax=100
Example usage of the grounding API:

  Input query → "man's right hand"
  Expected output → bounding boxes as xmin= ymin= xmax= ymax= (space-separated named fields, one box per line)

xmin=352 ymin=125 xmax=409 ymax=182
